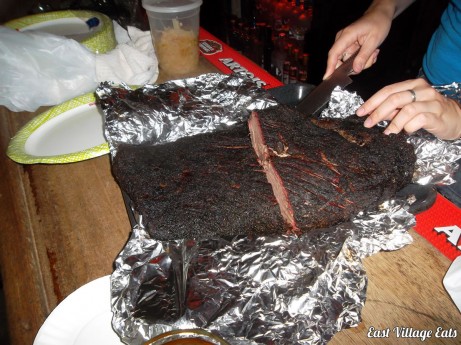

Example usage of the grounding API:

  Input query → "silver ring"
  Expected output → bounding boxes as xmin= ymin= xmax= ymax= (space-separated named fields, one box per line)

xmin=408 ymin=89 xmax=416 ymax=103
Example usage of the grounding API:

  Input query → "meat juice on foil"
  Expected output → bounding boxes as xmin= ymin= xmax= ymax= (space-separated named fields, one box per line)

xmin=96 ymin=74 xmax=461 ymax=345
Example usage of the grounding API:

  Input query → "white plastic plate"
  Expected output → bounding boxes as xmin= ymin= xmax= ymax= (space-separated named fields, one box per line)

xmin=7 ymin=93 xmax=110 ymax=164
xmin=33 ymin=275 xmax=123 ymax=345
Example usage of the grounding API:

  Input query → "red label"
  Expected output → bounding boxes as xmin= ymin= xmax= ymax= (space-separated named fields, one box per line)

xmin=415 ymin=193 xmax=461 ymax=261
xmin=199 ymin=28 xmax=283 ymax=90
xmin=199 ymin=39 xmax=223 ymax=55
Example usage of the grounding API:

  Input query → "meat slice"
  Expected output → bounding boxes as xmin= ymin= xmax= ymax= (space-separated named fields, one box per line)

xmin=248 ymin=105 xmax=416 ymax=231
xmin=112 ymin=124 xmax=285 ymax=240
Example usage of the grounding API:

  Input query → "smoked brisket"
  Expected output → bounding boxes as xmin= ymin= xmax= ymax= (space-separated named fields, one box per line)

xmin=112 ymin=124 xmax=285 ymax=240
xmin=112 ymin=105 xmax=416 ymax=239
xmin=249 ymin=105 xmax=416 ymax=232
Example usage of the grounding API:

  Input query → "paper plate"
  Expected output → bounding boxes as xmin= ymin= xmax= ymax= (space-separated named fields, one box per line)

xmin=4 ymin=10 xmax=116 ymax=54
xmin=7 ymin=93 xmax=110 ymax=164
xmin=33 ymin=275 xmax=124 ymax=345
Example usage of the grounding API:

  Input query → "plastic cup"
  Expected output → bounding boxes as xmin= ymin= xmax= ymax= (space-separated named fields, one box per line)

xmin=142 ymin=0 xmax=203 ymax=77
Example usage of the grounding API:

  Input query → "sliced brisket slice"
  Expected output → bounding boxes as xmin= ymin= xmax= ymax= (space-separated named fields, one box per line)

xmin=249 ymin=105 xmax=416 ymax=232
xmin=112 ymin=124 xmax=285 ymax=240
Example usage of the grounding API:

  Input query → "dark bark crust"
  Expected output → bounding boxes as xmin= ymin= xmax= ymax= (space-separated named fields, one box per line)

xmin=112 ymin=105 xmax=416 ymax=240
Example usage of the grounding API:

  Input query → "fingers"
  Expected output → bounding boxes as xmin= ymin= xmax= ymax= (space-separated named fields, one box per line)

xmin=382 ymin=101 xmax=435 ymax=135
xmin=363 ymin=49 xmax=379 ymax=70
xmin=324 ymin=45 xmax=369 ymax=80
xmin=324 ymin=6 xmax=392 ymax=80
xmin=360 ymin=87 xmax=421 ymax=128
xmin=384 ymin=99 xmax=461 ymax=140
xmin=351 ymin=46 xmax=379 ymax=74
xmin=354 ymin=78 xmax=461 ymax=139
xmin=356 ymin=79 xmax=427 ymax=120
xmin=324 ymin=30 xmax=356 ymax=79
xmin=324 ymin=40 xmax=380 ymax=80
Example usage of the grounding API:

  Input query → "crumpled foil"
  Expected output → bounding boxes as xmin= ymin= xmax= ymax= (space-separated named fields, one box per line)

xmin=319 ymin=86 xmax=363 ymax=120
xmin=98 ymin=74 xmax=460 ymax=345
xmin=434 ymin=82 xmax=461 ymax=103
xmin=97 ymin=73 xmax=277 ymax=152
xmin=418 ymin=81 xmax=461 ymax=184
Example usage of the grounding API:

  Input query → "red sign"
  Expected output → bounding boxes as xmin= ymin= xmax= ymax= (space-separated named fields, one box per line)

xmin=199 ymin=28 xmax=283 ymax=90
xmin=415 ymin=193 xmax=461 ymax=261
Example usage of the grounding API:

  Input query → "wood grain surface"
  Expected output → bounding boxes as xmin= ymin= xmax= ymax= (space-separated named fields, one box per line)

xmin=0 ymin=57 xmax=459 ymax=345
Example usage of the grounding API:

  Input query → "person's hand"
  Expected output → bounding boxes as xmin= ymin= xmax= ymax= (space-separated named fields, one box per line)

xmin=323 ymin=4 xmax=394 ymax=80
xmin=356 ymin=78 xmax=461 ymax=140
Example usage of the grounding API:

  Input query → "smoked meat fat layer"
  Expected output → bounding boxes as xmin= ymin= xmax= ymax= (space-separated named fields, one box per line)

xmin=112 ymin=105 xmax=416 ymax=240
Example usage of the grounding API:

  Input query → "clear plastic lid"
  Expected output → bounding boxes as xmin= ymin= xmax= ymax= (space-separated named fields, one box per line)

xmin=142 ymin=0 xmax=202 ymax=13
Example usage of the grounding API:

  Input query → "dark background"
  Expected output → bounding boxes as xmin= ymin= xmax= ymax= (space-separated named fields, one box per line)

xmin=199 ymin=0 xmax=449 ymax=99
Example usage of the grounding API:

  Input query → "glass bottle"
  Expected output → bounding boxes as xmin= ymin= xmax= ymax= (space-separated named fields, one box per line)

xmin=298 ymin=52 xmax=309 ymax=82
xmin=271 ymin=31 xmax=288 ymax=79
xmin=282 ymin=60 xmax=291 ymax=84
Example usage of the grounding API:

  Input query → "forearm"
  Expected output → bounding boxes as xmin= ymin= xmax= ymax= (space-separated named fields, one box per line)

xmin=365 ymin=0 xmax=417 ymax=20
xmin=324 ymin=0 xmax=417 ymax=79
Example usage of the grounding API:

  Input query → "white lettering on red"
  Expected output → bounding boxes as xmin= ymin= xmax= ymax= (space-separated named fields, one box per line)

xmin=219 ymin=58 xmax=267 ymax=88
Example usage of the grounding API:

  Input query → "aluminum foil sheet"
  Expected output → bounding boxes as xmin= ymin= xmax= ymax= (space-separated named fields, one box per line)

xmin=434 ymin=82 xmax=461 ymax=103
xmin=99 ymin=75 xmax=458 ymax=345
xmin=97 ymin=73 xmax=277 ymax=152
xmin=111 ymin=203 xmax=412 ymax=345
xmin=319 ymin=86 xmax=363 ymax=120
xmin=417 ymin=81 xmax=461 ymax=184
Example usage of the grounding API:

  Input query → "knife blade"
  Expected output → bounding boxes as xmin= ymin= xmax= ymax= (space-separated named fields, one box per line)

xmin=295 ymin=51 xmax=358 ymax=117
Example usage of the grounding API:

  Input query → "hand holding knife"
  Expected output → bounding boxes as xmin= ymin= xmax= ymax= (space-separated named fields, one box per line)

xmin=296 ymin=51 xmax=359 ymax=117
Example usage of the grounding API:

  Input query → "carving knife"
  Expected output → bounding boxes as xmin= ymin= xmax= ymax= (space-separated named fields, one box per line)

xmin=296 ymin=51 xmax=358 ymax=117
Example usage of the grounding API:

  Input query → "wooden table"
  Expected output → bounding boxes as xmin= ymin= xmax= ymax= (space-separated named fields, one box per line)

xmin=0 ymin=56 xmax=459 ymax=345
